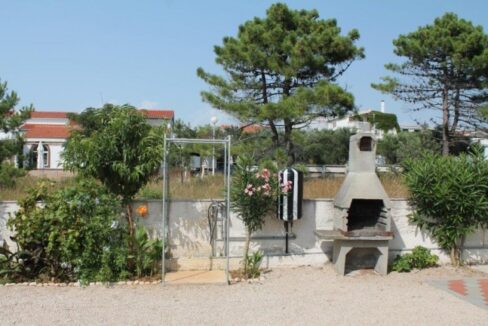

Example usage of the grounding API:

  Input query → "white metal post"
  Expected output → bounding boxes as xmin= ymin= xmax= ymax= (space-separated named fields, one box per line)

xmin=161 ymin=135 xmax=167 ymax=285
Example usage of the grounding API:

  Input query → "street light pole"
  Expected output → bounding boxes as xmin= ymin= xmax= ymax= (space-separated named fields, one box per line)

xmin=210 ymin=116 xmax=218 ymax=176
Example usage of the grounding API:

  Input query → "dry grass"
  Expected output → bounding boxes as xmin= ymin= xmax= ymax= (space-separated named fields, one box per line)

xmin=138 ymin=174 xmax=226 ymax=200
xmin=0 ymin=175 xmax=78 ymax=201
xmin=1 ymin=172 xmax=409 ymax=201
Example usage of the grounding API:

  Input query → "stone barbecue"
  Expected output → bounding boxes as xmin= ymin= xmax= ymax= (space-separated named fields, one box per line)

xmin=315 ymin=129 xmax=393 ymax=275
xmin=333 ymin=132 xmax=392 ymax=237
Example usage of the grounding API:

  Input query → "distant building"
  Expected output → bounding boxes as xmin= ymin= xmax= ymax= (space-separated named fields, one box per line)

xmin=19 ymin=109 xmax=174 ymax=170
xmin=308 ymin=106 xmax=399 ymax=140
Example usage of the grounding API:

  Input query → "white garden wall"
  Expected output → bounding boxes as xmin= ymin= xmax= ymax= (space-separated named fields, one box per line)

xmin=2 ymin=199 xmax=488 ymax=270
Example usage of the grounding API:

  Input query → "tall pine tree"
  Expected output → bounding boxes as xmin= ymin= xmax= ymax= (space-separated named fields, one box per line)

xmin=372 ymin=13 xmax=488 ymax=155
xmin=198 ymin=3 xmax=364 ymax=163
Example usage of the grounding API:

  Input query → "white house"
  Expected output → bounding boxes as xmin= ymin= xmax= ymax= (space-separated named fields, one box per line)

xmin=20 ymin=109 xmax=174 ymax=170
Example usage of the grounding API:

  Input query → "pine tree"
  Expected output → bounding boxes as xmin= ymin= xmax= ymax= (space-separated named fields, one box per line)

xmin=198 ymin=3 xmax=364 ymax=164
xmin=372 ymin=13 xmax=488 ymax=155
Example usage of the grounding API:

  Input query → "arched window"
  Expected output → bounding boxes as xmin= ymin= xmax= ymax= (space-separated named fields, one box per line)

xmin=29 ymin=143 xmax=50 ymax=169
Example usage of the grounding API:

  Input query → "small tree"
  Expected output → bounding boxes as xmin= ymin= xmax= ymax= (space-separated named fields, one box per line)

xmin=231 ymin=156 xmax=279 ymax=274
xmin=63 ymin=104 xmax=164 ymax=235
xmin=403 ymin=150 xmax=488 ymax=266
xmin=0 ymin=80 xmax=32 ymax=187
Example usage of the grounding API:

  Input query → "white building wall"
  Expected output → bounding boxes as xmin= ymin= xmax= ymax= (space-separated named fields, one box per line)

xmin=49 ymin=144 xmax=64 ymax=168
xmin=2 ymin=199 xmax=488 ymax=270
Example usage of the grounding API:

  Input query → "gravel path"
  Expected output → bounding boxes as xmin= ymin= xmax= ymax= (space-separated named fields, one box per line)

xmin=1 ymin=266 xmax=487 ymax=325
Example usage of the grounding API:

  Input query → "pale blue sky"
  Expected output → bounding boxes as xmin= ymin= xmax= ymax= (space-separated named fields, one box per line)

xmin=2 ymin=1 xmax=487 ymax=126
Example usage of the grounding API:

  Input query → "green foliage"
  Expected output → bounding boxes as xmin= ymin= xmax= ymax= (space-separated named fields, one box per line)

xmin=244 ymin=251 xmax=264 ymax=279
xmin=403 ymin=150 xmax=488 ymax=266
xmin=0 ymin=163 xmax=26 ymax=188
xmin=231 ymin=155 xmax=278 ymax=273
xmin=392 ymin=246 xmax=439 ymax=272
xmin=132 ymin=225 xmax=163 ymax=278
xmin=5 ymin=179 xmax=129 ymax=282
xmin=372 ymin=13 xmax=488 ymax=155
xmin=231 ymin=156 xmax=278 ymax=234
xmin=295 ymin=128 xmax=354 ymax=164
xmin=198 ymin=3 xmax=363 ymax=163
xmin=64 ymin=104 xmax=164 ymax=204
xmin=0 ymin=80 xmax=32 ymax=187
xmin=378 ymin=130 xmax=440 ymax=164
xmin=351 ymin=111 xmax=400 ymax=132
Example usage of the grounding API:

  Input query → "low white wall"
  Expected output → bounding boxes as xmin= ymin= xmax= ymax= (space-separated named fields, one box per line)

xmin=2 ymin=199 xmax=488 ymax=270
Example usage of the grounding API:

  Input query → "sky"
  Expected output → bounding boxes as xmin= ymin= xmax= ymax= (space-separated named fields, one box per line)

xmin=1 ymin=0 xmax=488 ymax=127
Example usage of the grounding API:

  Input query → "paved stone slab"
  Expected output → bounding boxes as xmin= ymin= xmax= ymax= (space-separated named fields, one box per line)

xmin=429 ymin=279 xmax=488 ymax=311
xmin=470 ymin=265 xmax=488 ymax=275
xmin=164 ymin=270 xmax=227 ymax=285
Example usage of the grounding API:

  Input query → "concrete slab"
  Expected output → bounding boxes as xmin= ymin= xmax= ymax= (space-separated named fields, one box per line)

xmin=471 ymin=265 xmax=488 ymax=274
xmin=429 ymin=279 xmax=488 ymax=311
xmin=164 ymin=270 xmax=227 ymax=285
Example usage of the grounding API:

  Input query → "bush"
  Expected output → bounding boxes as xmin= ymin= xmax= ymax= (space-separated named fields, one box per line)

xmin=0 ymin=163 xmax=26 ymax=188
xmin=6 ymin=179 xmax=129 ymax=282
xmin=403 ymin=150 xmax=488 ymax=266
xmin=392 ymin=246 xmax=439 ymax=272
xmin=244 ymin=251 xmax=263 ymax=279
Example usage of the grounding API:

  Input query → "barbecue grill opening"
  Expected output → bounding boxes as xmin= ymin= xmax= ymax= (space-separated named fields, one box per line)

xmin=359 ymin=136 xmax=373 ymax=151
xmin=347 ymin=199 xmax=386 ymax=231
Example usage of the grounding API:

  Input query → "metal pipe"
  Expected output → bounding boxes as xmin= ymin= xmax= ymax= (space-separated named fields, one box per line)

xmin=228 ymin=234 xmax=297 ymax=241
xmin=161 ymin=135 xmax=167 ymax=285
xmin=225 ymin=136 xmax=231 ymax=284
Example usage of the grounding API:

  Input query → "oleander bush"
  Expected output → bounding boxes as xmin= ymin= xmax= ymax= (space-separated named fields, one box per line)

xmin=403 ymin=149 xmax=488 ymax=266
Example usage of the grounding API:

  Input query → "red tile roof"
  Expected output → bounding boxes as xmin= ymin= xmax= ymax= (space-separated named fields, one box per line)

xmin=140 ymin=109 xmax=174 ymax=119
xmin=30 ymin=111 xmax=69 ymax=119
xmin=22 ymin=124 xmax=72 ymax=139
xmin=30 ymin=109 xmax=174 ymax=119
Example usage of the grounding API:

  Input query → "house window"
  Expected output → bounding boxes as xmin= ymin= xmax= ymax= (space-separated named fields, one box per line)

xmin=42 ymin=144 xmax=50 ymax=168
xmin=29 ymin=143 xmax=50 ymax=169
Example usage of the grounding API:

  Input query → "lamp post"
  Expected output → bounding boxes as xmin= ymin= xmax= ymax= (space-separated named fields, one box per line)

xmin=210 ymin=116 xmax=218 ymax=176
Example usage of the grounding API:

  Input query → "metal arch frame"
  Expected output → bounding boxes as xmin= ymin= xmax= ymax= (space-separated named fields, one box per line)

xmin=161 ymin=136 xmax=232 ymax=285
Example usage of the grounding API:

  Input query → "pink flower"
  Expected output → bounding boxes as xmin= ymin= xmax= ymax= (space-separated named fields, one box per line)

xmin=281 ymin=180 xmax=293 ymax=193
xmin=261 ymin=168 xmax=270 ymax=181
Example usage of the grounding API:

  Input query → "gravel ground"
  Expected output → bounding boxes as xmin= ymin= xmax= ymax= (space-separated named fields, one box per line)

xmin=1 ymin=266 xmax=488 ymax=325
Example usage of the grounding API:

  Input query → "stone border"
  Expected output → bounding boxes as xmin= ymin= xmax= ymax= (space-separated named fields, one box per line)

xmin=0 ymin=280 xmax=161 ymax=287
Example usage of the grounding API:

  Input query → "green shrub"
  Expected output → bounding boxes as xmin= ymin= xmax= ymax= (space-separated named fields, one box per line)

xmin=132 ymin=224 xmax=163 ymax=278
xmin=403 ymin=150 xmax=488 ymax=266
xmin=392 ymin=246 xmax=439 ymax=272
xmin=244 ymin=251 xmax=264 ymax=279
xmin=6 ymin=179 xmax=128 ymax=282
xmin=0 ymin=163 xmax=25 ymax=188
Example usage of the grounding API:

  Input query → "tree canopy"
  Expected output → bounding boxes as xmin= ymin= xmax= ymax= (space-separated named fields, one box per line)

xmin=63 ymin=104 xmax=164 ymax=233
xmin=372 ymin=13 xmax=488 ymax=155
xmin=0 ymin=80 xmax=31 ymax=187
xmin=198 ymin=3 xmax=363 ymax=163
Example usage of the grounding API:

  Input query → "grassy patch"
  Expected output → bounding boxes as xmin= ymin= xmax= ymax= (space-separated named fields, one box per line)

xmin=0 ymin=172 xmax=409 ymax=201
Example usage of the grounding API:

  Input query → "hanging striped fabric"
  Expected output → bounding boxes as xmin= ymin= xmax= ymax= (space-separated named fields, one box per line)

xmin=278 ymin=168 xmax=303 ymax=221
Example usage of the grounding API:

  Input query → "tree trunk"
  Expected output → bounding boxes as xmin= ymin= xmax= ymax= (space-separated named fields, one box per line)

xmin=268 ymin=119 xmax=280 ymax=149
xmin=450 ymin=246 xmax=459 ymax=267
xmin=284 ymin=119 xmax=294 ymax=165
xmin=126 ymin=203 xmax=135 ymax=236
xmin=441 ymin=82 xmax=450 ymax=156
xmin=243 ymin=227 xmax=251 ymax=275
